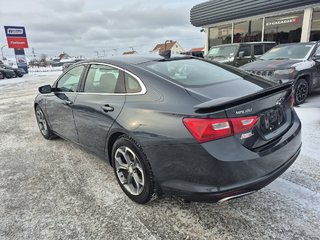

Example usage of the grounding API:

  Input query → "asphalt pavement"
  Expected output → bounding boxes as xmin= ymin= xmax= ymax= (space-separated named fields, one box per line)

xmin=0 ymin=73 xmax=319 ymax=240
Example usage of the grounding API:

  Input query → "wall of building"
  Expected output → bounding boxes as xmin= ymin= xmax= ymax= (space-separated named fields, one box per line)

xmin=171 ymin=43 xmax=185 ymax=54
xmin=195 ymin=4 xmax=320 ymax=53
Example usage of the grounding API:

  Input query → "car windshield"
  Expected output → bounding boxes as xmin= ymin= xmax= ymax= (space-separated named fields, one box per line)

xmin=207 ymin=45 xmax=237 ymax=59
xmin=260 ymin=44 xmax=314 ymax=60
xmin=144 ymin=59 xmax=242 ymax=87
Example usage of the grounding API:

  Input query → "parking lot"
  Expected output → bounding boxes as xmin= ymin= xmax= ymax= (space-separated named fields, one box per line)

xmin=0 ymin=73 xmax=320 ymax=240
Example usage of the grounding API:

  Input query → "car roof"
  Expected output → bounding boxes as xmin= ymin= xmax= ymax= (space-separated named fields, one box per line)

xmin=79 ymin=54 xmax=184 ymax=66
xmin=275 ymin=42 xmax=317 ymax=47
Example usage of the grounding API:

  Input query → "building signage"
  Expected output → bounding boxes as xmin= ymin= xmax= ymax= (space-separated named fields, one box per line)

xmin=3 ymin=26 xmax=29 ymax=73
xmin=4 ymin=26 xmax=29 ymax=48
xmin=266 ymin=17 xmax=301 ymax=26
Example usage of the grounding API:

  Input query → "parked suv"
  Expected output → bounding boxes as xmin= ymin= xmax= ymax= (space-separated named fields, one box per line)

xmin=205 ymin=42 xmax=276 ymax=67
xmin=241 ymin=42 xmax=320 ymax=105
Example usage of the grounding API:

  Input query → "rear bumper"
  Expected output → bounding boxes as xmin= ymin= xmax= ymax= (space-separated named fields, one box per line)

xmin=165 ymin=146 xmax=300 ymax=202
xmin=143 ymin=110 xmax=301 ymax=202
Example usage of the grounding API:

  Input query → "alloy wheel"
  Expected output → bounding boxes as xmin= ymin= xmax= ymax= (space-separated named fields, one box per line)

xmin=36 ymin=109 xmax=48 ymax=136
xmin=295 ymin=79 xmax=308 ymax=104
xmin=114 ymin=146 xmax=145 ymax=196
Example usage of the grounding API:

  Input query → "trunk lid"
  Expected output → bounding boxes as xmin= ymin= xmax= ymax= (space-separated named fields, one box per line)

xmin=192 ymin=83 xmax=293 ymax=150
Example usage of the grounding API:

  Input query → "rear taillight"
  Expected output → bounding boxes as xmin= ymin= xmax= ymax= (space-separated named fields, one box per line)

xmin=183 ymin=116 xmax=259 ymax=143
xmin=230 ymin=116 xmax=259 ymax=135
xmin=183 ymin=118 xmax=232 ymax=143
xmin=291 ymin=95 xmax=294 ymax=107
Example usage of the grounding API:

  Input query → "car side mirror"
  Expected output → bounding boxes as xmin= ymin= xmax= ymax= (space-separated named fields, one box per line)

xmin=312 ymin=53 xmax=320 ymax=62
xmin=39 ymin=84 xmax=52 ymax=94
xmin=238 ymin=51 xmax=244 ymax=59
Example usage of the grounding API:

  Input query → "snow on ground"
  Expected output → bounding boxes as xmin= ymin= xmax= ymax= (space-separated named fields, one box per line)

xmin=28 ymin=66 xmax=63 ymax=73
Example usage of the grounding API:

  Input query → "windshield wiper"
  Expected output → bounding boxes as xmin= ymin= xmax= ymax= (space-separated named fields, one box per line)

xmin=269 ymin=58 xmax=290 ymax=60
xmin=211 ymin=55 xmax=226 ymax=59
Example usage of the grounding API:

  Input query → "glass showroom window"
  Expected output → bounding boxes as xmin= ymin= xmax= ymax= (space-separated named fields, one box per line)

xmin=209 ymin=24 xmax=232 ymax=48
xmin=310 ymin=8 xmax=320 ymax=41
xmin=233 ymin=19 xmax=262 ymax=43
xmin=264 ymin=12 xmax=304 ymax=44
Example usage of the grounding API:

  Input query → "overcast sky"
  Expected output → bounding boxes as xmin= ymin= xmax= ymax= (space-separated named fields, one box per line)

xmin=0 ymin=0 xmax=204 ymax=59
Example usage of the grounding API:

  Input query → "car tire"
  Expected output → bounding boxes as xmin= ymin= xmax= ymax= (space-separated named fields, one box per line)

xmin=294 ymin=78 xmax=309 ymax=105
xmin=35 ymin=105 xmax=57 ymax=140
xmin=5 ymin=74 xmax=12 ymax=79
xmin=112 ymin=136 xmax=158 ymax=204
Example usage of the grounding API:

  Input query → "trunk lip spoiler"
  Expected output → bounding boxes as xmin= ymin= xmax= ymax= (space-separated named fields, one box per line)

xmin=193 ymin=82 xmax=293 ymax=112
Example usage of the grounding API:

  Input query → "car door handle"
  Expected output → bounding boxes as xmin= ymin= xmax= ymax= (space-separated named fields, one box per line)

xmin=62 ymin=100 xmax=73 ymax=105
xmin=101 ymin=104 xmax=114 ymax=112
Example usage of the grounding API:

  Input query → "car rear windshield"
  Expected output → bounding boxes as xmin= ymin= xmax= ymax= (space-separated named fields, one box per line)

xmin=260 ymin=43 xmax=314 ymax=60
xmin=144 ymin=59 xmax=241 ymax=87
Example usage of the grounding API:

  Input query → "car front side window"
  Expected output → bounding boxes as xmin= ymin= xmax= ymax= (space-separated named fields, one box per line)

xmin=239 ymin=45 xmax=251 ymax=57
xmin=56 ymin=65 xmax=84 ymax=92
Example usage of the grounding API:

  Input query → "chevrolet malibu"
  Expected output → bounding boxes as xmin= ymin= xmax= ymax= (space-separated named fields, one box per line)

xmin=34 ymin=55 xmax=301 ymax=204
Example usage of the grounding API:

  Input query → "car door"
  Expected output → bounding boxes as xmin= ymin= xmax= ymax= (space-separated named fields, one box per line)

xmin=45 ymin=64 xmax=85 ymax=142
xmin=73 ymin=64 xmax=126 ymax=155
xmin=253 ymin=44 xmax=263 ymax=61
xmin=236 ymin=45 xmax=252 ymax=67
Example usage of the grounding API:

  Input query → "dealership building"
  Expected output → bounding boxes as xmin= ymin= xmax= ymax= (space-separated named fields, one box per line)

xmin=190 ymin=0 xmax=320 ymax=52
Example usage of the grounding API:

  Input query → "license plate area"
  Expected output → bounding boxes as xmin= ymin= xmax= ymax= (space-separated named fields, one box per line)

xmin=260 ymin=107 xmax=286 ymax=134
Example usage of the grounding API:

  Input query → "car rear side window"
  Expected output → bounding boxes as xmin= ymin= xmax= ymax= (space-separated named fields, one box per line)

xmin=125 ymin=73 xmax=142 ymax=93
xmin=84 ymin=64 xmax=125 ymax=93
xmin=144 ymin=59 xmax=241 ymax=87
xmin=56 ymin=65 xmax=84 ymax=92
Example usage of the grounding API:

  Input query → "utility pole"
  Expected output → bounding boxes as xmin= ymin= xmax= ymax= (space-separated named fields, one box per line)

xmin=1 ymin=45 xmax=7 ymax=60
xmin=32 ymin=48 xmax=36 ymax=58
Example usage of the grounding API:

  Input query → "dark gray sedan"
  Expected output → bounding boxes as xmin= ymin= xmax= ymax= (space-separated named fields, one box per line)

xmin=34 ymin=55 xmax=301 ymax=204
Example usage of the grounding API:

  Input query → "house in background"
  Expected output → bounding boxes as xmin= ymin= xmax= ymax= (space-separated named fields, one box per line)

xmin=58 ymin=52 xmax=71 ymax=60
xmin=151 ymin=40 xmax=185 ymax=55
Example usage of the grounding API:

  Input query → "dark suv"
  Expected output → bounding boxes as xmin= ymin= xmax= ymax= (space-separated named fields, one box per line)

xmin=0 ymin=66 xmax=16 ymax=78
xmin=0 ymin=64 xmax=25 ymax=77
xmin=205 ymin=42 xmax=276 ymax=67
xmin=241 ymin=42 xmax=320 ymax=105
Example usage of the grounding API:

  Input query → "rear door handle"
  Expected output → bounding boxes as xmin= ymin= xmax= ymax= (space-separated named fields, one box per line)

xmin=62 ymin=100 xmax=73 ymax=105
xmin=101 ymin=104 xmax=114 ymax=112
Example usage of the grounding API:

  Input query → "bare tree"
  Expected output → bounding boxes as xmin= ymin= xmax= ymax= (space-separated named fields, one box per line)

xmin=39 ymin=54 xmax=48 ymax=67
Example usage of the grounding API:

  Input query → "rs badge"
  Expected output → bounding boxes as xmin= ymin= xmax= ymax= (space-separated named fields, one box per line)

xmin=240 ymin=131 xmax=254 ymax=140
